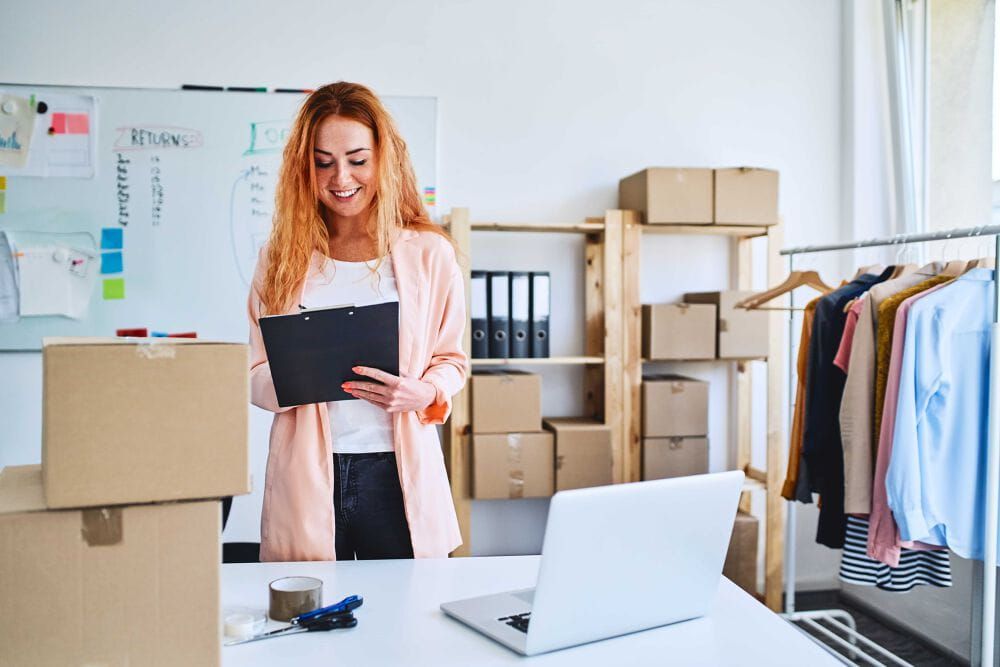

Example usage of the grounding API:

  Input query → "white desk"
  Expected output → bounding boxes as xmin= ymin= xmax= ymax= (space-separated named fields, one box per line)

xmin=222 ymin=556 xmax=838 ymax=666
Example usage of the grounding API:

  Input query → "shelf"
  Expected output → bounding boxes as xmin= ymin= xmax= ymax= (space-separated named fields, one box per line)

xmin=631 ymin=223 xmax=771 ymax=239
xmin=470 ymin=221 xmax=605 ymax=234
xmin=642 ymin=357 xmax=767 ymax=363
xmin=471 ymin=356 xmax=604 ymax=366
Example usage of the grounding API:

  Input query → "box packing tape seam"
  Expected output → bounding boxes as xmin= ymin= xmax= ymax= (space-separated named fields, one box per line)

xmin=719 ymin=319 xmax=729 ymax=333
xmin=135 ymin=341 xmax=177 ymax=360
xmin=670 ymin=382 xmax=685 ymax=394
xmin=81 ymin=507 xmax=123 ymax=546
xmin=677 ymin=304 xmax=691 ymax=313
xmin=668 ymin=437 xmax=684 ymax=451
xmin=505 ymin=433 xmax=525 ymax=499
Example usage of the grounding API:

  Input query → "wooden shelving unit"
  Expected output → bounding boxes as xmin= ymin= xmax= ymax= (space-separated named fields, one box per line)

xmin=443 ymin=208 xmax=624 ymax=557
xmin=620 ymin=210 xmax=786 ymax=611
xmin=442 ymin=207 xmax=785 ymax=612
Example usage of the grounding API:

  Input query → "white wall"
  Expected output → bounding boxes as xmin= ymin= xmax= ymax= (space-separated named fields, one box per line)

xmin=0 ymin=0 xmax=845 ymax=586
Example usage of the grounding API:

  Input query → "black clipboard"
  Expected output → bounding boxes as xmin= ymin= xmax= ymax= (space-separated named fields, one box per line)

xmin=259 ymin=301 xmax=399 ymax=407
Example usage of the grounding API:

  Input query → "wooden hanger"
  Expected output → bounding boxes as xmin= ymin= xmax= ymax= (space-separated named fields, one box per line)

xmin=735 ymin=270 xmax=835 ymax=310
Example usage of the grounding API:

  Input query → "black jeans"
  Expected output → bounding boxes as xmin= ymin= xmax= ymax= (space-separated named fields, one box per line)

xmin=333 ymin=452 xmax=414 ymax=560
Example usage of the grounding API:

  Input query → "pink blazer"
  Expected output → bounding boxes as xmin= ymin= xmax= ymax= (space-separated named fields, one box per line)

xmin=247 ymin=228 xmax=468 ymax=561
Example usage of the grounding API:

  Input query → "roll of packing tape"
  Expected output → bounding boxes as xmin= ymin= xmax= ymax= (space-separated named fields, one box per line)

xmin=269 ymin=576 xmax=323 ymax=622
xmin=222 ymin=607 xmax=266 ymax=639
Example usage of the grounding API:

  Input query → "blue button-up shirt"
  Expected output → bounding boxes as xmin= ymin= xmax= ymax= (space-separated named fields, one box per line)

xmin=886 ymin=268 xmax=995 ymax=559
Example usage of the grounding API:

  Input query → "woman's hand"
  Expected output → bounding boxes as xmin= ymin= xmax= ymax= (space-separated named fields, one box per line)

xmin=343 ymin=366 xmax=437 ymax=413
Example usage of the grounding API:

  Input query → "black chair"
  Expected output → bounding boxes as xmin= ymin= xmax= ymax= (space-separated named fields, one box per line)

xmin=221 ymin=496 xmax=260 ymax=563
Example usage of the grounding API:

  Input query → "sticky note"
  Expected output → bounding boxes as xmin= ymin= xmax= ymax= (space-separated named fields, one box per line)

xmin=100 ymin=227 xmax=123 ymax=250
xmin=0 ymin=176 xmax=6 ymax=190
xmin=50 ymin=112 xmax=66 ymax=134
xmin=67 ymin=113 xmax=89 ymax=134
xmin=103 ymin=278 xmax=125 ymax=300
xmin=0 ymin=192 xmax=5 ymax=215
xmin=100 ymin=251 xmax=123 ymax=274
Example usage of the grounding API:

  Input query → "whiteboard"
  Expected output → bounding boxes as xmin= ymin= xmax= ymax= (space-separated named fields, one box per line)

xmin=0 ymin=84 xmax=437 ymax=350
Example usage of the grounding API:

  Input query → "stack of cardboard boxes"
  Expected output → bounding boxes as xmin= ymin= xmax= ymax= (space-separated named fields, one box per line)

xmin=622 ymin=166 xmax=775 ymax=596
xmin=619 ymin=166 xmax=779 ymax=227
xmin=0 ymin=338 xmax=250 ymax=666
xmin=470 ymin=370 xmax=552 ymax=499
xmin=470 ymin=370 xmax=614 ymax=497
xmin=641 ymin=375 xmax=709 ymax=480
xmin=642 ymin=292 xmax=769 ymax=361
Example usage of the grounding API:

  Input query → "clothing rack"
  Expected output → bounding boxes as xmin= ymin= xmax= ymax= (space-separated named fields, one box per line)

xmin=780 ymin=224 xmax=1000 ymax=667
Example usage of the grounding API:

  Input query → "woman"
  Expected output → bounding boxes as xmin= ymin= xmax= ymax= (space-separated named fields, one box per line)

xmin=247 ymin=82 xmax=467 ymax=561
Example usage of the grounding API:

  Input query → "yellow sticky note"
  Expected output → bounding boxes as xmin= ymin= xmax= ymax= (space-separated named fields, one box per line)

xmin=103 ymin=278 xmax=125 ymax=300
xmin=0 ymin=176 xmax=6 ymax=190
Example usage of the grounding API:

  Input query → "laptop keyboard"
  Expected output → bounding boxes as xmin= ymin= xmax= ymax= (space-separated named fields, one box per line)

xmin=498 ymin=612 xmax=531 ymax=633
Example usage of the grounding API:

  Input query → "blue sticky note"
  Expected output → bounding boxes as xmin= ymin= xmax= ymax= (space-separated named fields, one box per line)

xmin=101 ymin=228 xmax=123 ymax=250
xmin=101 ymin=251 xmax=123 ymax=274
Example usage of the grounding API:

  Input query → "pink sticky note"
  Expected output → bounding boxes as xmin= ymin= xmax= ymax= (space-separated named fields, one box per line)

xmin=50 ymin=113 xmax=67 ymax=134
xmin=66 ymin=113 xmax=89 ymax=134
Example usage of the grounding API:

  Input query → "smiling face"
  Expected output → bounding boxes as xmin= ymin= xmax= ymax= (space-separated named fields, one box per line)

xmin=312 ymin=115 xmax=377 ymax=225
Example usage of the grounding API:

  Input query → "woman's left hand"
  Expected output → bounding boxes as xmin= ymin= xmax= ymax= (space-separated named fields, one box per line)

xmin=343 ymin=366 xmax=437 ymax=413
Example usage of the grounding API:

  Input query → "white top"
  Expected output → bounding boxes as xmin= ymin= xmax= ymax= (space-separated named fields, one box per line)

xmin=220 ymin=556 xmax=840 ymax=666
xmin=301 ymin=255 xmax=398 ymax=454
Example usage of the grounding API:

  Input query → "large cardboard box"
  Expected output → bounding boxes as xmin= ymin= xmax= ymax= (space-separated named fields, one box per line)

xmin=42 ymin=337 xmax=251 ymax=508
xmin=723 ymin=510 xmax=759 ymax=595
xmin=472 ymin=432 xmax=554 ymax=499
xmin=682 ymin=291 xmax=769 ymax=359
xmin=642 ymin=375 xmax=709 ymax=437
xmin=0 ymin=465 xmax=221 ymax=667
xmin=714 ymin=167 xmax=779 ymax=225
xmin=641 ymin=303 xmax=716 ymax=360
xmin=471 ymin=370 xmax=542 ymax=433
xmin=642 ymin=437 xmax=709 ymax=480
xmin=543 ymin=418 xmax=613 ymax=491
xmin=619 ymin=167 xmax=714 ymax=224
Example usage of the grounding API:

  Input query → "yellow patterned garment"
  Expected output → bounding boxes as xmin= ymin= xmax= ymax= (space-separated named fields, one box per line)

xmin=873 ymin=275 xmax=954 ymax=443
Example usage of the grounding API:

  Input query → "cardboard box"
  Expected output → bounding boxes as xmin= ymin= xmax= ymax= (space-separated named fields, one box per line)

xmin=543 ymin=418 xmax=613 ymax=491
xmin=682 ymin=291 xmax=769 ymax=359
xmin=619 ymin=167 xmax=714 ymax=224
xmin=642 ymin=375 xmax=709 ymax=437
xmin=642 ymin=437 xmax=709 ymax=480
xmin=42 ymin=337 xmax=251 ymax=508
xmin=641 ymin=303 xmax=716 ymax=360
xmin=472 ymin=432 xmax=554 ymax=499
xmin=0 ymin=465 xmax=221 ymax=667
xmin=714 ymin=167 xmax=779 ymax=225
xmin=723 ymin=510 xmax=759 ymax=594
xmin=471 ymin=370 xmax=542 ymax=433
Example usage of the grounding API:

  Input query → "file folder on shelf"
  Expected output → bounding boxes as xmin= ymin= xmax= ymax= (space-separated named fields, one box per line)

xmin=470 ymin=270 xmax=488 ymax=358
xmin=509 ymin=271 xmax=531 ymax=358
xmin=487 ymin=271 xmax=510 ymax=358
xmin=530 ymin=271 xmax=550 ymax=358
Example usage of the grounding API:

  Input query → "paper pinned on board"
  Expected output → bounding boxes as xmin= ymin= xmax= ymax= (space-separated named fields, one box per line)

xmin=14 ymin=243 xmax=97 ymax=318
xmin=0 ymin=94 xmax=37 ymax=169
xmin=0 ymin=91 xmax=97 ymax=178
xmin=0 ymin=232 xmax=18 ymax=322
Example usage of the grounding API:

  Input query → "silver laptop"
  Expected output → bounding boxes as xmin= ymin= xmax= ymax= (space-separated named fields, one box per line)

xmin=440 ymin=470 xmax=744 ymax=656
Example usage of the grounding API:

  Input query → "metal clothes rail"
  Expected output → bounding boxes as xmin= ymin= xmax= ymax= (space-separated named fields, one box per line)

xmin=779 ymin=224 xmax=1000 ymax=667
